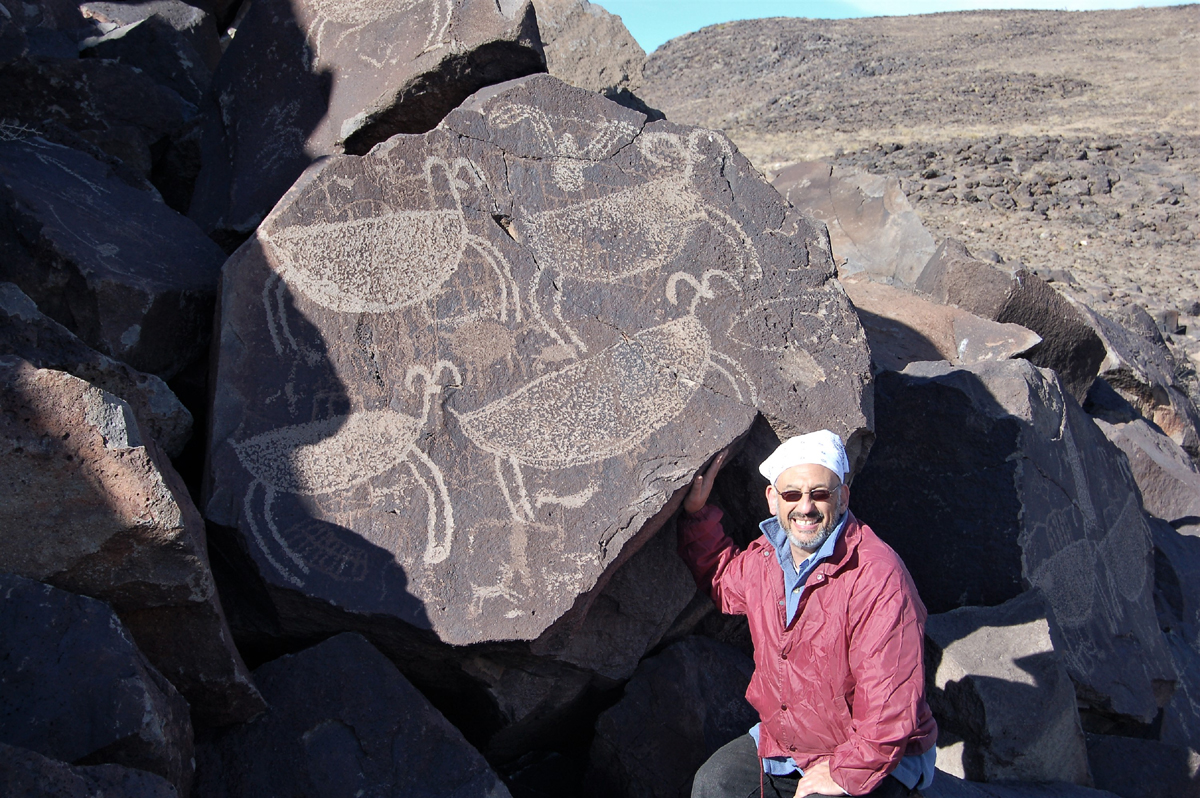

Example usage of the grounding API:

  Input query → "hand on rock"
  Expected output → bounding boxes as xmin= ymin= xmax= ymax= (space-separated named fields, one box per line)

xmin=683 ymin=448 xmax=730 ymax=515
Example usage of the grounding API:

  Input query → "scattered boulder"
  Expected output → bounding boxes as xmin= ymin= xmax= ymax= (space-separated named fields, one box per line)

xmin=0 ymin=574 xmax=193 ymax=795
xmin=80 ymin=16 xmax=212 ymax=107
xmin=853 ymin=358 xmax=1174 ymax=724
xmin=0 ymin=742 xmax=179 ymax=798
xmin=202 ymin=73 xmax=870 ymax=656
xmin=533 ymin=0 xmax=646 ymax=95
xmin=773 ymin=161 xmax=937 ymax=287
xmin=80 ymin=0 xmax=223 ymax=70
xmin=0 ymin=357 xmax=264 ymax=726
xmin=842 ymin=276 xmax=1041 ymax=373
xmin=195 ymin=632 xmax=512 ymax=798
xmin=0 ymin=282 xmax=192 ymax=457
xmin=925 ymin=591 xmax=1091 ymax=785
xmin=587 ymin=636 xmax=758 ymax=798
xmin=0 ymin=138 xmax=226 ymax=378
xmin=1095 ymin=418 xmax=1200 ymax=536
xmin=189 ymin=0 xmax=546 ymax=248
xmin=0 ymin=56 xmax=189 ymax=177
xmin=0 ymin=0 xmax=27 ymax=65
xmin=1085 ymin=733 xmax=1200 ymax=798
xmin=915 ymin=238 xmax=1106 ymax=403
xmin=1076 ymin=298 xmax=1200 ymax=457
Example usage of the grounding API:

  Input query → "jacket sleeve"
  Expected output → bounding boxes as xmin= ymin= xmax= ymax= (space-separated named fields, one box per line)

xmin=676 ymin=504 xmax=751 ymax=616
xmin=826 ymin=561 xmax=929 ymax=796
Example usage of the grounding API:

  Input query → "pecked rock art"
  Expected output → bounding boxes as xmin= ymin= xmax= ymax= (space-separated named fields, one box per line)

xmin=204 ymin=74 xmax=872 ymax=652
xmin=259 ymin=156 xmax=521 ymax=359
xmin=189 ymin=0 xmax=544 ymax=247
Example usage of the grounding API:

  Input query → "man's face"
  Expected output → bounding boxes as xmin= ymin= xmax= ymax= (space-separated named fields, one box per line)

xmin=766 ymin=463 xmax=848 ymax=558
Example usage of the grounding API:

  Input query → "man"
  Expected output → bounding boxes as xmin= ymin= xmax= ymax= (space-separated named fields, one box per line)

xmin=679 ymin=430 xmax=937 ymax=798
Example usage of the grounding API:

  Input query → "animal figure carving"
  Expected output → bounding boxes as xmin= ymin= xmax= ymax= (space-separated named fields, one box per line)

xmin=514 ymin=129 xmax=760 ymax=354
xmin=259 ymin=156 xmax=520 ymax=360
xmin=451 ymin=274 xmax=755 ymax=522
xmin=301 ymin=0 xmax=452 ymax=68
xmin=233 ymin=362 xmax=460 ymax=585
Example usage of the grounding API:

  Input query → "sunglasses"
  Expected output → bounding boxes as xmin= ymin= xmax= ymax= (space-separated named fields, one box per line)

xmin=776 ymin=487 xmax=839 ymax=503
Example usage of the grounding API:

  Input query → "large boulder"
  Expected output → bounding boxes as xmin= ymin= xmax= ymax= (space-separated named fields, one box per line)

xmin=189 ymin=0 xmax=546 ymax=248
xmin=587 ymin=636 xmax=758 ymax=798
xmin=0 ymin=358 xmax=264 ymax=725
xmin=530 ymin=517 xmax=697 ymax=682
xmin=202 ymin=74 xmax=871 ymax=743
xmin=0 ymin=574 xmax=193 ymax=795
xmin=841 ymin=276 xmax=1041 ymax=373
xmin=195 ymin=633 xmax=512 ymax=798
xmin=773 ymin=161 xmax=937 ymax=287
xmin=925 ymin=591 xmax=1091 ymax=785
xmin=0 ymin=138 xmax=226 ymax=378
xmin=1096 ymin=418 xmax=1200 ymax=535
xmin=914 ymin=238 xmax=1106 ymax=403
xmin=532 ymin=0 xmax=646 ymax=96
xmin=0 ymin=742 xmax=179 ymax=798
xmin=0 ymin=282 xmax=192 ymax=457
xmin=853 ymin=359 xmax=1174 ymax=724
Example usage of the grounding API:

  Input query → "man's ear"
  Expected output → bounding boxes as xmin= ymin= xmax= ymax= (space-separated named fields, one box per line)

xmin=841 ymin=484 xmax=850 ymax=509
xmin=765 ymin=484 xmax=778 ymax=515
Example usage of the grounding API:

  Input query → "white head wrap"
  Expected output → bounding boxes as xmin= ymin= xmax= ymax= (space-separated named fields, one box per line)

xmin=758 ymin=430 xmax=849 ymax=486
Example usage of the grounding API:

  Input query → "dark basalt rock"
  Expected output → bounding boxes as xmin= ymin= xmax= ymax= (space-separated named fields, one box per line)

xmin=0 ymin=282 xmax=192 ymax=457
xmin=0 ymin=574 xmax=193 ymax=796
xmin=853 ymin=359 xmax=1174 ymax=724
xmin=0 ymin=57 xmax=189 ymax=177
xmin=80 ymin=0 xmax=223 ymax=70
xmin=195 ymin=633 xmax=511 ymax=798
xmin=587 ymin=636 xmax=758 ymax=798
xmin=0 ymin=358 xmax=264 ymax=726
xmin=188 ymin=0 xmax=546 ymax=249
xmin=773 ymin=161 xmax=937 ymax=287
xmin=0 ymin=742 xmax=179 ymax=798
xmin=202 ymin=74 xmax=872 ymax=664
xmin=925 ymin=592 xmax=1090 ymax=785
xmin=80 ymin=16 xmax=213 ymax=107
xmin=915 ymin=238 xmax=1106 ymax=404
xmin=0 ymin=138 xmax=226 ymax=378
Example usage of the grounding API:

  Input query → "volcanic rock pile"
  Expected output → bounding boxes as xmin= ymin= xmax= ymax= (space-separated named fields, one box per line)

xmin=2 ymin=1 xmax=1199 ymax=797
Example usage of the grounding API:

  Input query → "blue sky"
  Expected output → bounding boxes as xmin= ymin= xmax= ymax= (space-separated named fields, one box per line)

xmin=596 ymin=0 xmax=1191 ymax=53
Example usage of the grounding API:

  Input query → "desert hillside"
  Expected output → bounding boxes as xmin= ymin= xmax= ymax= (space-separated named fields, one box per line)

xmin=637 ymin=6 xmax=1199 ymax=344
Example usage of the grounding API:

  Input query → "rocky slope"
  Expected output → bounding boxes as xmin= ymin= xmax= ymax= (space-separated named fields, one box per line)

xmin=636 ymin=6 xmax=1199 ymax=364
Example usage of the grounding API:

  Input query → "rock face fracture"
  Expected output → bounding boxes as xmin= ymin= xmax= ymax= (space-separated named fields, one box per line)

xmin=203 ymin=72 xmax=871 ymax=699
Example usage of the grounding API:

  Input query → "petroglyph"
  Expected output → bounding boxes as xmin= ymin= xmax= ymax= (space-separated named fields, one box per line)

xmin=453 ymin=277 xmax=755 ymax=522
xmin=260 ymin=156 xmax=520 ymax=359
xmin=302 ymin=0 xmax=452 ymax=68
xmin=491 ymin=103 xmax=640 ymax=192
xmin=516 ymin=129 xmax=760 ymax=352
xmin=233 ymin=362 xmax=460 ymax=585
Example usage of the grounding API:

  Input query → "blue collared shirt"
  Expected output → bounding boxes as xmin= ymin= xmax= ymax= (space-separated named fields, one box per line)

xmin=750 ymin=513 xmax=936 ymax=790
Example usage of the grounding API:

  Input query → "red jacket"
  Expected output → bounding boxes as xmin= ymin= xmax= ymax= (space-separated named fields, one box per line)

xmin=678 ymin=505 xmax=937 ymax=796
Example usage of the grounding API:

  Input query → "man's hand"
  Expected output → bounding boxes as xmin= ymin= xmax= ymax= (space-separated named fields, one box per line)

xmin=682 ymin=448 xmax=730 ymax=515
xmin=794 ymin=760 xmax=847 ymax=798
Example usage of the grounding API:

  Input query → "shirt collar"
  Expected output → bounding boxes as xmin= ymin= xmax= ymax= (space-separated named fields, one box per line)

xmin=760 ymin=510 xmax=848 ymax=578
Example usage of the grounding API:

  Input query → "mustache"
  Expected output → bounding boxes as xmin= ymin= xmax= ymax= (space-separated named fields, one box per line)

xmin=788 ymin=508 xmax=825 ymax=522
